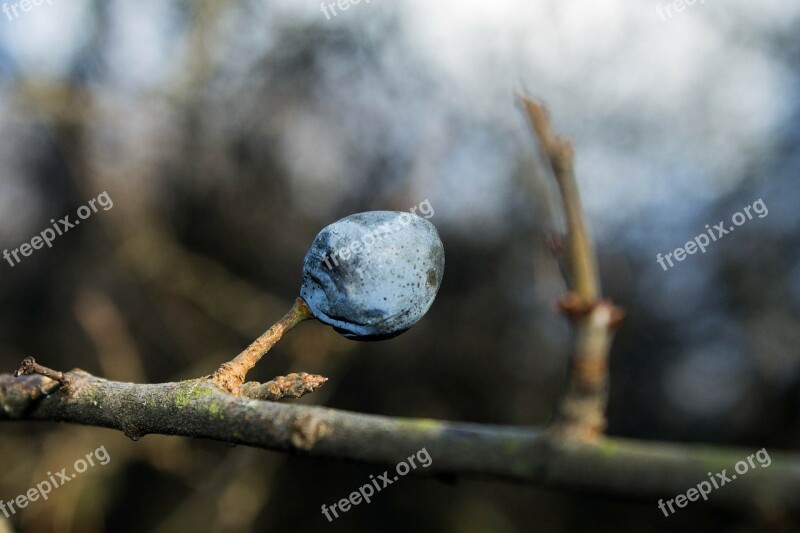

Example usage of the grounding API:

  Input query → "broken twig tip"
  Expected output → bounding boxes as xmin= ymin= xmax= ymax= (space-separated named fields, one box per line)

xmin=13 ymin=356 xmax=65 ymax=383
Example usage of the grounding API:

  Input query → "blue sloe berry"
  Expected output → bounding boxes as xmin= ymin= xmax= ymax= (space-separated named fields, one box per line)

xmin=300 ymin=211 xmax=445 ymax=340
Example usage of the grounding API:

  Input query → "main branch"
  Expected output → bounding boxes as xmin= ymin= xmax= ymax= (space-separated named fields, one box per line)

xmin=1 ymin=371 xmax=798 ymax=514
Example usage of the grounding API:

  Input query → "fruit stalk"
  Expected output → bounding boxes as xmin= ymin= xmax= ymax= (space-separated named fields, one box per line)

xmin=212 ymin=297 xmax=314 ymax=394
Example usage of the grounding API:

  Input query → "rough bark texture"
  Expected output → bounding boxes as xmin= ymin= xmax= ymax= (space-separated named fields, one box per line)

xmin=2 ymin=371 xmax=798 ymax=514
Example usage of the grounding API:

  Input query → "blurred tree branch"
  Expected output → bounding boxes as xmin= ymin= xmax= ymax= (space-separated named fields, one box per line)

xmin=520 ymin=96 xmax=624 ymax=439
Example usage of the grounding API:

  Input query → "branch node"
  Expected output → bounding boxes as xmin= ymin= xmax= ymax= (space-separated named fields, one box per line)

xmin=558 ymin=295 xmax=626 ymax=330
xmin=290 ymin=412 xmax=331 ymax=451
xmin=557 ymin=292 xmax=595 ymax=319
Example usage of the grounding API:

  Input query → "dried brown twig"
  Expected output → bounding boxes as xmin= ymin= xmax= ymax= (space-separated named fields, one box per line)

xmin=212 ymin=298 xmax=315 ymax=395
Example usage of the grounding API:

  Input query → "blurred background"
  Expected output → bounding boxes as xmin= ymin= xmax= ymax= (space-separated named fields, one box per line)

xmin=1 ymin=0 xmax=799 ymax=531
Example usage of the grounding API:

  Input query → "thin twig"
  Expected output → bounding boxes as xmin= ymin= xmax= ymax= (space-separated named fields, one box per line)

xmin=520 ymin=96 xmax=599 ymax=303
xmin=520 ymin=95 xmax=624 ymax=439
xmin=212 ymin=298 xmax=315 ymax=394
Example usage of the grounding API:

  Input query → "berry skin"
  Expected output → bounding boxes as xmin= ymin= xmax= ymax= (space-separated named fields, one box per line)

xmin=300 ymin=211 xmax=444 ymax=340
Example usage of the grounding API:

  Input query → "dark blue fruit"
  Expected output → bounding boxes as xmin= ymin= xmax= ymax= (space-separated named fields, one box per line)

xmin=300 ymin=211 xmax=444 ymax=340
